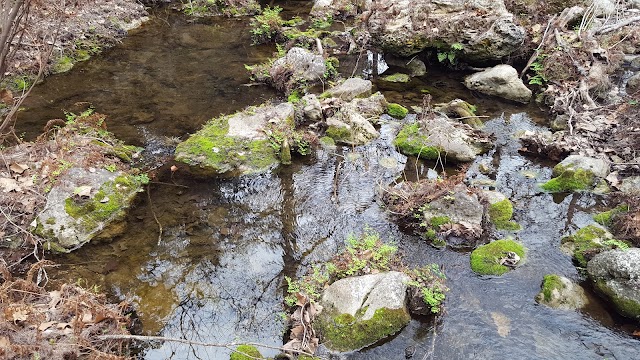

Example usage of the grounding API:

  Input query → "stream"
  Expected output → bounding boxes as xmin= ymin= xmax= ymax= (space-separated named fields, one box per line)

xmin=16 ymin=2 xmax=640 ymax=359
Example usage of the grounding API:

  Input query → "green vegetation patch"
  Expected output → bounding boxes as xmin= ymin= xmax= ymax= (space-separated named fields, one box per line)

xmin=394 ymin=123 xmax=443 ymax=159
xmin=381 ymin=73 xmax=410 ymax=83
xmin=560 ymin=225 xmax=628 ymax=267
xmin=541 ymin=168 xmax=595 ymax=192
xmin=470 ymin=239 xmax=526 ymax=275
xmin=540 ymin=274 xmax=564 ymax=302
xmin=488 ymin=199 xmax=521 ymax=231
xmin=175 ymin=115 xmax=278 ymax=175
xmin=593 ymin=204 xmax=629 ymax=227
xmin=407 ymin=264 xmax=448 ymax=314
xmin=387 ymin=103 xmax=409 ymax=119
xmin=52 ymin=55 xmax=74 ymax=74
xmin=230 ymin=344 xmax=263 ymax=360
xmin=317 ymin=307 xmax=410 ymax=352
xmin=325 ymin=125 xmax=352 ymax=143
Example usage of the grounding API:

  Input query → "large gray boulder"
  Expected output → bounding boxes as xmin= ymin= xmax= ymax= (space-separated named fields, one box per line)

xmin=464 ymin=65 xmax=532 ymax=103
xmin=323 ymin=78 xmax=372 ymax=101
xmin=557 ymin=155 xmax=609 ymax=179
xmin=270 ymin=47 xmax=326 ymax=93
xmin=587 ymin=249 xmax=640 ymax=320
xmin=394 ymin=115 xmax=494 ymax=162
xmin=318 ymin=271 xmax=411 ymax=352
xmin=34 ymin=168 xmax=144 ymax=253
xmin=367 ymin=0 xmax=525 ymax=62
xmin=175 ymin=103 xmax=294 ymax=176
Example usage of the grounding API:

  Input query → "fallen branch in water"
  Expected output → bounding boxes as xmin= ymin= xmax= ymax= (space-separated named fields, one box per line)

xmin=96 ymin=335 xmax=318 ymax=358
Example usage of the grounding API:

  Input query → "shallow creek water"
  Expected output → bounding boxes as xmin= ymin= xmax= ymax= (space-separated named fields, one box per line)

xmin=17 ymin=3 xmax=640 ymax=360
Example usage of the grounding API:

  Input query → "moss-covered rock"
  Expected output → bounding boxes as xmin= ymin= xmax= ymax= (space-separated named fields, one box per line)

xmin=470 ymin=239 xmax=526 ymax=275
xmin=35 ymin=168 xmax=145 ymax=252
xmin=394 ymin=117 xmax=493 ymax=162
xmin=175 ymin=103 xmax=294 ymax=176
xmin=587 ymin=249 xmax=640 ymax=320
xmin=381 ymin=73 xmax=411 ymax=83
xmin=593 ymin=204 xmax=629 ymax=227
xmin=560 ymin=225 xmax=624 ymax=267
xmin=230 ymin=344 xmax=263 ymax=360
xmin=535 ymin=274 xmax=588 ymax=309
xmin=541 ymin=155 xmax=609 ymax=193
xmin=488 ymin=199 xmax=521 ymax=231
xmin=387 ymin=103 xmax=409 ymax=119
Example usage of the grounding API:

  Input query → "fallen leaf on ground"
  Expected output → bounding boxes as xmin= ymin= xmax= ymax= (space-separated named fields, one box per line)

xmin=39 ymin=321 xmax=57 ymax=331
xmin=12 ymin=309 xmax=29 ymax=322
xmin=10 ymin=163 xmax=28 ymax=174
xmin=0 ymin=177 xmax=21 ymax=192
xmin=0 ymin=336 xmax=10 ymax=348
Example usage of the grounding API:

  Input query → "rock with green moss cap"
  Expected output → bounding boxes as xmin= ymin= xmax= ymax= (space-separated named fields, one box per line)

xmin=381 ymin=73 xmax=411 ymax=83
xmin=325 ymin=104 xmax=379 ymax=146
xmin=560 ymin=225 xmax=622 ymax=267
xmin=175 ymin=103 xmax=294 ymax=176
xmin=541 ymin=155 xmax=609 ymax=193
xmin=317 ymin=271 xmax=411 ymax=352
xmin=470 ymin=239 xmax=526 ymax=275
xmin=483 ymin=191 xmax=520 ymax=231
xmin=230 ymin=344 xmax=263 ymax=360
xmin=387 ymin=103 xmax=409 ymax=119
xmin=394 ymin=116 xmax=494 ymax=162
xmin=587 ymin=249 xmax=640 ymax=320
xmin=34 ymin=168 xmax=145 ymax=253
xmin=535 ymin=274 xmax=589 ymax=310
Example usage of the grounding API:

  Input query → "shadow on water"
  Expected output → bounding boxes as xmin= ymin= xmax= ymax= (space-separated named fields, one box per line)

xmin=29 ymin=5 xmax=640 ymax=360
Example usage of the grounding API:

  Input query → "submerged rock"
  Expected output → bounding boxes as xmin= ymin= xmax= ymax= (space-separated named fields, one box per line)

xmin=541 ymin=155 xmax=609 ymax=192
xmin=175 ymin=103 xmax=294 ymax=176
xmin=536 ymin=274 xmax=589 ymax=310
xmin=393 ymin=115 xmax=494 ymax=162
xmin=317 ymin=271 xmax=411 ymax=352
xmin=587 ymin=249 xmax=640 ymax=320
xmin=464 ymin=65 xmax=532 ymax=103
xmin=35 ymin=168 xmax=145 ymax=253
xmin=384 ymin=54 xmax=427 ymax=77
xmin=367 ymin=0 xmax=525 ymax=62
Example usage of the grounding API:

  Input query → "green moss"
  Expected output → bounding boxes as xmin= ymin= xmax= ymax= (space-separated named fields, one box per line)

xmin=109 ymin=144 xmax=141 ymax=163
xmin=594 ymin=279 xmax=640 ymax=319
xmin=230 ymin=344 xmax=263 ymax=360
xmin=43 ymin=240 xmax=70 ymax=254
xmin=470 ymin=239 xmax=526 ymax=275
xmin=561 ymin=225 xmax=618 ymax=267
xmin=489 ymin=199 xmax=521 ymax=231
xmin=318 ymin=307 xmax=410 ymax=352
xmin=540 ymin=274 xmax=564 ymax=302
xmin=325 ymin=125 xmax=351 ymax=142
xmin=430 ymin=215 xmax=451 ymax=228
xmin=75 ymin=49 xmax=91 ymax=62
xmin=319 ymin=136 xmax=336 ymax=146
xmin=593 ymin=204 xmax=629 ymax=227
xmin=64 ymin=174 xmax=144 ymax=232
xmin=394 ymin=123 xmax=443 ymax=159
xmin=381 ymin=73 xmax=410 ymax=83
xmin=541 ymin=168 xmax=595 ymax=192
xmin=387 ymin=103 xmax=408 ymax=119
xmin=52 ymin=55 xmax=74 ymax=74
xmin=175 ymin=115 xmax=278 ymax=175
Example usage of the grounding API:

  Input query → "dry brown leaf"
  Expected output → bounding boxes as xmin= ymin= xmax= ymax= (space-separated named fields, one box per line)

xmin=633 ymin=330 xmax=640 ymax=337
xmin=0 ymin=177 xmax=21 ymax=192
xmin=10 ymin=163 xmax=28 ymax=174
xmin=81 ymin=311 xmax=93 ymax=323
xmin=12 ymin=309 xmax=29 ymax=322
xmin=295 ymin=292 xmax=308 ymax=307
xmin=49 ymin=290 xmax=62 ymax=308
xmin=0 ymin=336 xmax=10 ymax=349
xmin=290 ymin=325 xmax=304 ymax=339
xmin=38 ymin=321 xmax=57 ymax=331
xmin=94 ymin=312 xmax=109 ymax=323
xmin=56 ymin=322 xmax=71 ymax=329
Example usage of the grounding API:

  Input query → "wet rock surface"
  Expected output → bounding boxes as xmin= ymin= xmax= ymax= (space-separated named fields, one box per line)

xmin=464 ymin=65 xmax=532 ymax=103
xmin=536 ymin=275 xmax=589 ymax=310
xmin=587 ymin=249 xmax=640 ymax=319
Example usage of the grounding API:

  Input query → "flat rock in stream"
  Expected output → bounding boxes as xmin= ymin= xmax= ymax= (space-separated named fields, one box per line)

xmin=317 ymin=271 xmax=411 ymax=352
xmin=175 ymin=103 xmax=294 ymax=176
xmin=587 ymin=249 xmax=640 ymax=320
xmin=464 ymin=65 xmax=532 ymax=103
xmin=34 ymin=168 xmax=144 ymax=253
xmin=536 ymin=274 xmax=589 ymax=310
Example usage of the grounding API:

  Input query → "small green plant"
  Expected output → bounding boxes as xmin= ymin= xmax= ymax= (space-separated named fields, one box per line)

xmin=603 ymin=239 xmax=630 ymax=250
xmin=250 ymin=6 xmax=286 ymax=44
xmin=324 ymin=57 xmax=339 ymax=79
xmin=407 ymin=264 xmax=448 ymax=313
xmin=311 ymin=15 xmax=333 ymax=29
xmin=437 ymin=43 xmax=463 ymax=65
xmin=134 ymin=173 xmax=150 ymax=185
xmin=528 ymin=55 xmax=548 ymax=85
xmin=104 ymin=164 xmax=117 ymax=172
xmin=13 ymin=77 xmax=31 ymax=91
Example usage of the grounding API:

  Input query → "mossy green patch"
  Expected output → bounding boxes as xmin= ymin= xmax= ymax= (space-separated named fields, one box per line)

xmin=489 ymin=199 xmax=521 ymax=231
xmin=325 ymin=125 xmax=352 ymax=142
xmin=561 ymin=225 xmax=619 ymax=267
xmin=394 ymin=123 xmax=443 ymax=159
xmin=319 ymin=136 xmax=336 ymax=147
xmin=381 ymin=73 xmax=410 ymax=83
xmin=63 ymin=174 xmax=144 ymax=233
xmin=594 ymin=279 xmax=640 ymax=319
xmin=230 ymin=344 xmax=263 ymax=360
xmin=318 ymin=307 xmax=410 ymax=352
xmin=593 ymin=204 xmax=629 ymax=227
xmin=175 ymin=116 xmax=278 ymax=175
xmin=541 ymin=168 xmax=595 ymax=192
xmin=470 ymin=239 xmax=526 ymax=275
xmin=387 ymin=103 xmax=408 ymax=119
xmin=540 ymin=274 xmax=564 ymax=302
xmin=52 ymin=55 xmax=74 ymax=74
